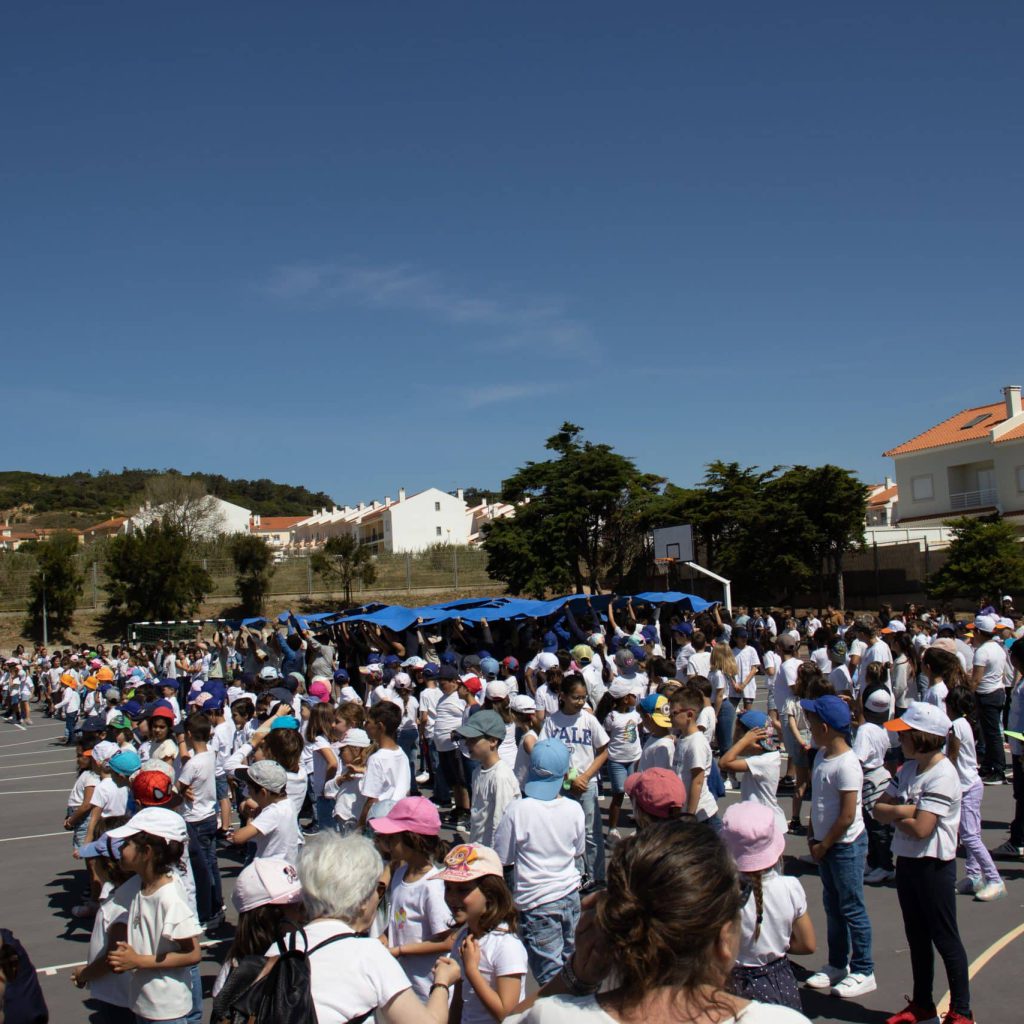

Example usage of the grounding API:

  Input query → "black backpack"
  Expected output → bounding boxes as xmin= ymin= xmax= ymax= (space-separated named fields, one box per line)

xmin=229 ymin=929 xmax=372 ymax=1024
xmin=0 ymin=927 xmax=49 ymax=1024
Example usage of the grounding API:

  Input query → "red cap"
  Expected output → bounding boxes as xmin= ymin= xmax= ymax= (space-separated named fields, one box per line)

xmin=460 ymin=675 xmax=483 ymax=695
xmin=149 ymin=706 xmax=175 ymax=721
xmin=625 ymin=768 xmax=685 ymax=818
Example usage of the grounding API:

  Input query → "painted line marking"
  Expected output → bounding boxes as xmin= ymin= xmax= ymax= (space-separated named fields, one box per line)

xmin=937 ymin=920 xmax=1024 ymax=1016
xmin=0 ymin=759 xmax=76 ymax=769
xmin=0 ymin=770 xmax=76 ymax=783
xmin=0 ymin=747 xmax=74 ymax=758
xmin=0 ymin=788 xmax=76 ymax=795
xmin=37 ymin=937 xmax=229 ymax=975
xmin=0 ymin=831 xmax=68 ymax=843
xmin=0 ymin=736 xmax=68 ymax=749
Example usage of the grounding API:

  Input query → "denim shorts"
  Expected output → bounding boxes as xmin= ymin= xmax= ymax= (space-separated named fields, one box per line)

xmin=215 ymin=775 xmax=229 ymax=801
xmin=607 ymin=759 xmax=636 ymax=795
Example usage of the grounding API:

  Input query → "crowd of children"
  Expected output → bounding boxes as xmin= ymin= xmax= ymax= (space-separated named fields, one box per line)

xmin=2 ymin=596 xmax=1022 ymax=1023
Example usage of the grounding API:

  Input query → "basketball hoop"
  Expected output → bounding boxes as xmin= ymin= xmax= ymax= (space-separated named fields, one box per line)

xmin=654 ymin=557 xmax=676 ymax=576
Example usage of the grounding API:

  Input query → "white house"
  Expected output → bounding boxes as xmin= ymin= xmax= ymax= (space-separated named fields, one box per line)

xmin=248 ymin=515 xmax=306 ymax=549
xmin=124 ymin=496 xmax=252 ymax=538
xmin=883 ymin=384 xmax=1024 ymax=531
xmin=288 ymin=487 xmax=475 ymax=554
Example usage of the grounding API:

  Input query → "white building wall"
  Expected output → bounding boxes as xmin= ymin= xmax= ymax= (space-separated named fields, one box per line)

xmin=387 ymin=488 xmax=470 ymax=552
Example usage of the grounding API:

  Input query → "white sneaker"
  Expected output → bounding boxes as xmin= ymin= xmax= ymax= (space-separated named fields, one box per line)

xmin=831 ymin=972 xmax=877 ymax=998
xmin=723 ymin=777 xmax=735 ymax=791
xmin=415 ymin=772 xmax=430 ymax=785
xmin=955 ymin=876 xmax=982 ymax=895
xmin=804 ymin=964 xmax=847 ymax=989
xmin=864 ymin=867 xmax=896 ymax=885
xmin=974 ymin=880 xmax=1007 ymax=902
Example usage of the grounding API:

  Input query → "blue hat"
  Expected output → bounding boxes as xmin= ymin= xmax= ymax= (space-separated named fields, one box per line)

xmin=440 ymin=651 xmax=458 ymax=665
xmin=542 ymin=630 xmax=558 ymax=653
xmin=108 ymin=749 xmax=142 ymax=777
xmin=421 ymin=663 xmax=439 ymax=679
xmin=383 ymin=655 xmax=401 ymax=666
xmin=733 ymin=626 xmax=749 ymax=640
xmin=333 ymin=668 xmax=350 ymax=683
xmin=672 ymin=622 xmax=693 ymax=636
xmin=366 ymin=652 xmax=382 ymax=665
xmin=479 ymin=657 xmax=500 ymax=677
xmin=477 ymin=650 xmax=493 ymax=661
xmin=738 ymin=709 xmax=768 ymax=731
xmin=439 ymin=664 xmax=459 ymax=681
xmin=524 ymin=739 xmax=571 ymax=801
xmin=120 ymin=700 xmax=144 ymax=720
xmin=270 ymin=715 xmax=300 ymax=731
xmin=77 ymin=835 xmax=126 ymax=861
xmin=158 ymin=677 xmax=177 ymax=690
xmin=641 ymin=625 xmax=657 ymax=642
xmin=800 ymin=696 xmax=851 ymax=734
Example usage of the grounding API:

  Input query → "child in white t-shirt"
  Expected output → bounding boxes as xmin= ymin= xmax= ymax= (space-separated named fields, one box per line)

xmin=719 ymin=710 xmax=787 ymax=836
xmin=668 ymin=687 xmax=719 ymax=827
xmin=854 ymin=687 xmax=897 ymax=885
xmin=636 ymin=694 xmax=675 ymax=771
xmin=721 ymin=803 xmax=815 ymax=1011
xmin=227 ymin=759 xmax=301 ymax=865
xmin=494 ymin=737 xmax=585 ymax=986
xmin=456 ymin=710 xmax=520 ymax=847
xmin=368 ymin=797 xmax=455 ymax=1000
xmin=327 ymin=726 xmax=371 ymax=834
xmin=358 ymin=702 xmax=411 ymax=828
xmin=597 ymin=680 xmax=642 ymax=839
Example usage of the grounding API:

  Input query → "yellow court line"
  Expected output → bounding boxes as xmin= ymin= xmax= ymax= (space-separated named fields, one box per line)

xmin=937 ymin=920 xmax=1024 ymax=1016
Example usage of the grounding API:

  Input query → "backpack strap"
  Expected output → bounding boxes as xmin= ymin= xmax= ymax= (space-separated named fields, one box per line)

xmin=306 ymin=932 xmax=361 ymax=956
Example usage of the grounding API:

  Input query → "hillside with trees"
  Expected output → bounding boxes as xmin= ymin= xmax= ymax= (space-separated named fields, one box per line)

xmin=0 ymin=468 xmax=336 ymax=526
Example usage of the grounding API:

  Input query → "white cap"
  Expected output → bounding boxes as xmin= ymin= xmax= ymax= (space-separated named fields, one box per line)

xmin=232 ymin=858 xmax=303 ymax=914
xmin=392 ymin=672 xmax=413 ymax=689
xmin=863 ymin=689 xmax=892 ymax=714
xmin=973 ymin=615 xmax=997 ymax=634
xmin=107 ymin=806 xmax=188 ymax=844
xmin=886 ymin=620 xmax=906 ymax=633
xmin=886 ymin=701 xmax=951 ymax=738
xmin=534 ymin=652 xmax=559 ymax=671
xmin=91 ymin=740 xmax=119 ymax=764
xmin=510 ymin=694 xmax=537 ymax=714
xmin=342 ymin=728 xmax=371 ymax=748
xmin=609 ymin=679 xmax=633 ymax=699
xmin=485 ymin=680 xmax=509 ymax=700
xmin=401 ymin=656 xmax=427 ymax=669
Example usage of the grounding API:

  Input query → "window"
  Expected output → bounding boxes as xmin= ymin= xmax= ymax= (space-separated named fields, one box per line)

xmin=436 ymin=526 xmax=443 ymax=537
xmin=960 ymin=412 xmax=992 ymax=430
xmin=1017 ymin=466 xmax=1024 ymax=493
xmin=911 ymin=475 xmax=934 ymax=501
xmin=434 ymin=501 xmax=441 ymax=512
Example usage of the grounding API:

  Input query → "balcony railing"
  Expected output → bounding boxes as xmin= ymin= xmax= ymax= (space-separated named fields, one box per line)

xmin=949 ymin=487 xmax=998 ymax=511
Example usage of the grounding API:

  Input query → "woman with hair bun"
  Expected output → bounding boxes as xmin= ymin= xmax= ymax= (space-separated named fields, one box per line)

xmin=507 ymin=820 xmax=811 ymax=1023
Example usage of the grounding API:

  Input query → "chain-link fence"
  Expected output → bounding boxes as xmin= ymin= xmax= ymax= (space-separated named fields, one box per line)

xmin=0 ymin=546 xmax=497 ymax=614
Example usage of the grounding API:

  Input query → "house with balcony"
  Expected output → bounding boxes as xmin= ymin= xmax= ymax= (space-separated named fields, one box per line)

xmin=883 ymin=384 xmax=1024 ymax=531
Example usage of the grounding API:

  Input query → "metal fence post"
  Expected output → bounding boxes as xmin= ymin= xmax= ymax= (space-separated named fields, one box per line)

xmin=92 ymin=561 xmax=99 ymax=609
xmin=453 ymin=546 xmax=459 ymax=590
xmin=306 ymin=557 xmax=313 ymax=595
xmin=406 ymin=552 xmax=412 ymax=591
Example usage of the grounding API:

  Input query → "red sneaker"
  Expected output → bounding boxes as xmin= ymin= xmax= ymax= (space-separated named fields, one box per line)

xmin=885 ymin=1000 xmax=939 ymax=1024
xmin=941 ymin=1012 xmax=974 ymax=1024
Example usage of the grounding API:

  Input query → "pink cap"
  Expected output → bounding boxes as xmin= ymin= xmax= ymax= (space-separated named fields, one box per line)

xmin=625 ymin=768 xmax=684 ymax=818
xmin=721 ymin=803 xmax=785 ymax=873
xmin=232 ymin=858 xmax=303 ymax=914
xmin=308 ymin=680 xmax=331 ymax=703
xmin=368 ymin=796 xmax=442 ymax=837
xmin=430 ymin=843 xmax=504 ymax=883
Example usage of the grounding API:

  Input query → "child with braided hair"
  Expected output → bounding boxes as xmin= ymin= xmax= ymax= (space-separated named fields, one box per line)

xmin=721 ymin=802 xmax=815 ymax=1011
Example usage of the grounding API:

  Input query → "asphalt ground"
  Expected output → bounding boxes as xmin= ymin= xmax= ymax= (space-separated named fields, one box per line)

xmin=2 ymin=708 xmax=1022 ymax=1023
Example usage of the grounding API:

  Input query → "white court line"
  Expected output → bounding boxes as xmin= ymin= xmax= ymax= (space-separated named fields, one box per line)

xmin=0 ymin=830 xmax=67 ymax=843
xmin=0 ymin=770 xmax=76 ymax=783
xmin=0 ymin=788 xmax=72 ymax=795
xmin=0 ymin=746 xmax=72 ymax=758
xmin=37 ymin=937 xmax=229 ymax=975
xmin=0 ymin=759 xmax=74 ymax=769
xmin=0 ymin=736 xmax=67 ymax=749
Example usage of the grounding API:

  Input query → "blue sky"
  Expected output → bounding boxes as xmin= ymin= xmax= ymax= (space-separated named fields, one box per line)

xmin=3 ymin=3 xmax=1023 ymax=505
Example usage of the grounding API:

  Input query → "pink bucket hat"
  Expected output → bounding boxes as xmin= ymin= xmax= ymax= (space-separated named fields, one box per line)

xmin=430 ymin=843 xmax=504 ymax=883
xmin=721 ymin=802 xmax=785 ymax=873
xmin=368 ymin=796 xmax=441 ymax=837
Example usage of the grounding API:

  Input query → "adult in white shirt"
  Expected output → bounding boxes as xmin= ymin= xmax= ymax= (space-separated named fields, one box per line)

xmin=971 ymin=616 xmax=1008 ymax=780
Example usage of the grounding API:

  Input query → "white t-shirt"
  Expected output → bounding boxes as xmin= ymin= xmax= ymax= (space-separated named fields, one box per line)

xmin=687 ymin=651 xmax=712 ymax=679
xmin=949 ymin=718 xmax=980 ymax=790
xmin=852 ymin=722 xmax=893 ymax=772
xmin=285 ymin=768 xmax=308 ymax=818
xmin=857 ymin=639 xmax=893 ymax=691
xmin=497 ymin=720 xmax=519 ymax=770
xmin=470 ymin=760 xmax=521 ymax=847
xmin=810 ymin=648 xmax=832 ymax=675
xmin=251 ymin=798 xmax=301 ymax=864
xmin=772 ymin=658 xmax=800 ymax=714
xmin=885 ymin=756 xmax=961 ymax=860
xmin=127 ymin=877 xmax=201 ymax=1019
xmin=310 ymin=736 xmax=340 ymax=798
xmin=541 ymin=711 xmax=609 ymax=774
xmin=88 ymin=875 xmax=141 ymax=1006
xmin=674 ymin=731 xmax=718 ymax=821
xmin=923 ymin=681 xmax=948 ymax=714
xmin=506 ymin=994 xmax=811 ymax=1024
xmin=638 ymin=734 xmax=675 ymax=772
xmin=68 ymin=769 xmax=100 ymax=809
xmin=433 ymin=691 xmax=467 ymax=753
xmin=733 ymin=646 xmax=761 ymax=699
xmin=736 ymin=870 xmax=808 ymax=967
xmin=847 ymin=638 xmax=867 ymax=671
xmin=697 ymin=704 xmax=717 ymax=737
xmin=90 ymin=778 xmax=129 ymax=819
xmin=513 ymin=733 xmax=538 ymax=793
xmin=810 ymin=749 xmax=864 ymax=845
xmin=332 ymin=771 xmax=366 ymax=824
xmin=828 ymin=665 xmax=852 ymax=695
xmin=210 ymin=720 xmax=236 ymax=777
xmin=973 ymin=640 xmax=1008 ymax=695
xmin=266 ymin=919 xmax=411 ymax=1024
xmin=739 ymin=751 xmax=787 ymax=836
xmin=675 ymin=642 xmax=695 ymax=680
xmin=397 ymin=695 xmax=420 ymax=732
xmin=178 ymin=750 xmax=217 ymax=823
xmin=418 ymin=686 xmax=442 ymax=724
xmin=360 ymin=747 xmax=411 ymax=803
xmin=581 ymin=661 xmax=607 ymax=709
xmin=452 ymin=925 xmax=528 ymax=1024
xmin=534 ymin=684 xmax=561 ymax=715
xmin=388 ymin=864 xmax=452 ymax=1000
xmin=494 ymin=796 xmax=585 ymax=911
xmin=604 ymin=710 xmax=642 ymax=763
xmin=709 ymin=669 xmax=737 ymax=703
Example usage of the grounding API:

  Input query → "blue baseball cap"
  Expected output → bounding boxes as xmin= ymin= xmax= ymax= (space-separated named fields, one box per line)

xmin=800 ymin=695 xmax=851 ymax=734
xmin=671 ymin=622 xmax=693 ymax=636
xmin=108 ymin=749 xmax=142 ymax=777
xmin=542 ymin=630 xmax=558 ymax=653
xmin=383 ymin=655 xmax=401 ymax=666
xmin=479 ymin=657 xmax=500 ymax=677
xmin=524 ymin=738 xmax=571 ymax=801
xmin=421 ymin=663 xmax=439 ymax=679
xmin=270 ymin=715 xmax=300 ymax=731
xmin=77 ymin=834 xmax=126 ymax=861
xmin=120 ymin=700 xmax=144 ymax=720
xmin=333 ymin=668 xmax=350 ymax=683
xmin=641 ymin=625 xmax=657 ymax=642
xmin=440 ymin=651 xmax=458 ymax=665
xmin=738 ymin=709 xmax=768 ymax=731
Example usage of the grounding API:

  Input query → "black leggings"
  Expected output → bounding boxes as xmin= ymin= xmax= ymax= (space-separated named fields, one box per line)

xmin=895 ymin=856 xmax=970 ymax=1015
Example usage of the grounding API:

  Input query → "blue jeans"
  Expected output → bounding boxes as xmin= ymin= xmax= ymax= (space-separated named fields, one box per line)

xmin=185 ymin=816 xmax=222 ymax=924
xmin=607 ymin=759 xmax=636 ymax=795
xmin=398 ymin=728 xmax=420 ymax=795
xmin=518 ymin=891 xmax=581 ymax=985
xmin=716 ymin=698 xmax=738 ymax=757
xmin=64 ymin=711 xmax=78 ymax=743
xmin=818 ymin=831 xmax=873 ymax=976
xmin=429 ymin=742 xmax=451 ymax=805
xmin=571 ymin=779 xmax=605 ymax=883
xmin=316 ymin=795 xmax=338 ymax=832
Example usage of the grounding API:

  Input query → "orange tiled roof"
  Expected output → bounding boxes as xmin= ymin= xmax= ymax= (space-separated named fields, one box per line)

xmin=84 ymin=516 xmax=127 ymax=532
xmin=867 ymin=484 xmax=897 ymax=507
xmin=995 ymin=421 xmax=1024 ymax=444
xmin=884 ymin=402 xmax=1007 ymax=457
xmin=251 ymin=516 xmax=306 ymax=532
